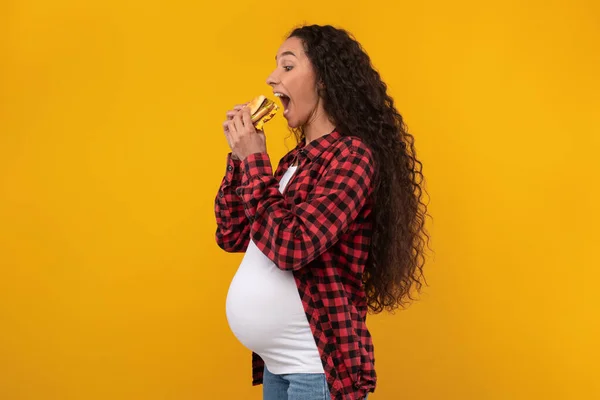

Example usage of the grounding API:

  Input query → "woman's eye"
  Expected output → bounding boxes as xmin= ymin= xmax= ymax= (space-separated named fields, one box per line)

xmin=283 ymin=66 xmax=293 ymax=71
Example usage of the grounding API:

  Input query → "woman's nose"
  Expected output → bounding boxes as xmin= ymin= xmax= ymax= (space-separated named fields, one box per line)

xmin=266 ymin=70 xmax=278 ymax=86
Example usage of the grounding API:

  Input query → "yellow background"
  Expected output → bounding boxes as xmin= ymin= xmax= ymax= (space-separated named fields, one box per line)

xmin=1 ymin=0 xmax=599 ymax=399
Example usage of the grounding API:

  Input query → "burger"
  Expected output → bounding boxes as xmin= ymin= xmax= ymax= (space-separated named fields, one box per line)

xmin=248 ymin=95 xmax=279 ymax=131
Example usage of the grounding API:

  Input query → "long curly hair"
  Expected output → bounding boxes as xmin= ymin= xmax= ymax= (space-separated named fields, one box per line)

xmin=288 ymin=24 xmax=430 ymax=313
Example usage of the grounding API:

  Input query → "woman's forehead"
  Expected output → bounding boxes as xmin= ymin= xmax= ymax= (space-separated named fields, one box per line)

xmin=276 ymin=37 xmax=306 ymax=60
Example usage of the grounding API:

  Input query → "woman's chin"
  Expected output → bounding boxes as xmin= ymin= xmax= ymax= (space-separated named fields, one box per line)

xmin=286 ymin=118 xmax=300 ymax=129
xmin=285 ymin=116 xmax=306 ymax=130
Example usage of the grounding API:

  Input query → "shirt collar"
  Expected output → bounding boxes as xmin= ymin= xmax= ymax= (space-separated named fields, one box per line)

xmin=294 ymin=129 xmax=342 ymax=161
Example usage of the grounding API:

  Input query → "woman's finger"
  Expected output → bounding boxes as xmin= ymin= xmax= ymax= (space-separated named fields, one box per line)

xmin=226 ymin=108 xmax=242 ymax=119
xmin=226 ymin=120 xmax=235 ymax=135
xmin=233 ymin=112 xmax=244 ymax=133
xmin=226 ymin=104 xmax=248 ymax=120
xmin=226 ymin=121 xmax=237 ymax=149
xmin=227 ymin=108 xmax=244 ymax=120
xmin=241 ymin=107 xmax=255 ymax=132
xmin=221 ymin=121 xmax=234 ymax=153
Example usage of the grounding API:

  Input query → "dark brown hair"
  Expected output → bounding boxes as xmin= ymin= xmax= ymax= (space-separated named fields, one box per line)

xmin=289 ymin=24 xmax=431 ymax=313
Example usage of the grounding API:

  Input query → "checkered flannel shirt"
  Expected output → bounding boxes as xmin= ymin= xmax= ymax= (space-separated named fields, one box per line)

xmin=215 ymin=130 xmax=377 ymax=399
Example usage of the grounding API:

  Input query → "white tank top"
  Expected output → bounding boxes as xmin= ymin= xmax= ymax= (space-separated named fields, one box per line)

xmin=225 ymin=165 xmax=324 ymax=374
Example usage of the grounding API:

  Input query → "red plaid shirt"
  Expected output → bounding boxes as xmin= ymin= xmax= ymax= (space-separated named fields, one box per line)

xmin=215 ymin=130 xmax=377 ymax=399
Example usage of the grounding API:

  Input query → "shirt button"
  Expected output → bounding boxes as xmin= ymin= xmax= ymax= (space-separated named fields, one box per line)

xmin=219 ymin=191 xmax=224 ymax=198
xmin=227 ymin=165 xmax=233 ymax=171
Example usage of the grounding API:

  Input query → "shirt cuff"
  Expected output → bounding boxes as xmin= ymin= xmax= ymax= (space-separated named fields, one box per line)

xmin=223 ymin=152 xmax=243 ymax=186
xmin=242 ymin=152 xmax=273 ymax=179
xmin=235 ymin=152 xmax=275 ymax=219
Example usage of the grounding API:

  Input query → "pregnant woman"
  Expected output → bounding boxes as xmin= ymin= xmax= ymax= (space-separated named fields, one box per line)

xmin=215 ymin=24 xmax=429 ymax=400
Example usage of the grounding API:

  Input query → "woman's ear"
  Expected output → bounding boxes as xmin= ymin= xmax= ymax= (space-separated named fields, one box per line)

xmin=317 ymin=80 xmax=326 ymax=97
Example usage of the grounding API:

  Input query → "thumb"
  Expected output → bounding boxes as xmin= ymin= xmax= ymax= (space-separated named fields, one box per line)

xmin=257 ymin=131 xmax=267 ymax=150
xmin=258 ymin=131 xmax=266 ymax=143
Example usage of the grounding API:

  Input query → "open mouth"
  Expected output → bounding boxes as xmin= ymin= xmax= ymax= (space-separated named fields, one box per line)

xmin=274 ymin=93 xmax=291 ymax=114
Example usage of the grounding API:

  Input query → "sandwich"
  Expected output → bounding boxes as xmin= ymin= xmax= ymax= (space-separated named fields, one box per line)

xmin=248 ymin=95 xmax=279 ymax=131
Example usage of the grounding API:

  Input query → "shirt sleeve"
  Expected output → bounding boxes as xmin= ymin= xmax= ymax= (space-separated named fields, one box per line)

xmin=236 ymin=144 xmax=375 ymax=271
xmin=214 ymin=152 xmax=251 ymax=252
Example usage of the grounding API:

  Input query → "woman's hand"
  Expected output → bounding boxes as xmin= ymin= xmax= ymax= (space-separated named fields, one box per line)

xmin=223 ymin=104 xmax=267 ymax=161
xmin=223 ymin=103 xmax=245 ymax=160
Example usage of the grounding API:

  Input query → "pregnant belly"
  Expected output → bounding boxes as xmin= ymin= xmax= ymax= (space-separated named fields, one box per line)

xmin=225 ymin=241 xmax=307 ymax=354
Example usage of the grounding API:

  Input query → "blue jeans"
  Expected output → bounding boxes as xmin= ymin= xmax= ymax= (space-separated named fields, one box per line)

xmin=263 ymin=366 xmax=368 ymax=400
